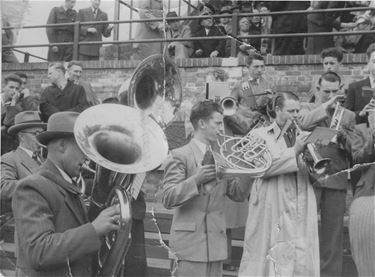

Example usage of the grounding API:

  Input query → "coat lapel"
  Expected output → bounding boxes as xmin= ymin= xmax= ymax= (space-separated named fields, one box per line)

xmin=188 ymin=140 xmax=204 ymax=168
xmin=39 ymin=160 xmax=86 ymax=225
xmin=15 ymin=147 xmax=40 ymax=174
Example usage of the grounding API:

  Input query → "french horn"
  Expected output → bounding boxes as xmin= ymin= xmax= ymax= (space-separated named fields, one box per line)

xmin=74 ymin=104 xmax=168 ymax=277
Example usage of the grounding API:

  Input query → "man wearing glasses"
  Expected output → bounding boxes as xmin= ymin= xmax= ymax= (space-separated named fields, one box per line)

xmin=1 ymin=111 xmax=46 ymax=215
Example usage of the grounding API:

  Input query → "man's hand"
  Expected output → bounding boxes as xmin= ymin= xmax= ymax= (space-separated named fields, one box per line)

xmin=51 ymin=46 xmax=59 ymax=53
xmin=106 ymin=24 xmax=114 ymax=32
xmin=92 ymin=205 xmax=120 ymax=237
xmin=10 ymin=92 xmax=21 ymax=106
xmin=322 ymin=94 xmax=345 ymax=111
xmin=195 ymin=49 xmax=203 ymax=56
xmin=294 ymin=131 xmax=310 ymax=156
xmin=241 ymin=81 xmax=250 ymax=91
xmin=359 ymin=99 xmax=375 ymax=117
xmin=194 ymin=164 xmax=216 ymax=185
xmin=157 ymin=23 xmax=165 ymax=33
xmin=239 ymin=44 xmax=250 ymax=51
xmin=87 ymin=27 xmax=97 ymax=34
xmin=210 ymin=50 xmax=219 ymax=57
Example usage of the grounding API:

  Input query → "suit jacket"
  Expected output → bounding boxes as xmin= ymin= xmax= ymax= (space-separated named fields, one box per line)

xmin=1 ymin=147 xmax=41 ymax=214
xmin=299 ymin=103 xmax=356 ymax=190
xmin=345 ymin=77 xmax=372 ymax=124
xmin=162 ymin=140 xmax=251 ymax=262
xmin=78 ymin=7 xmax=111 ymax=57
xmin=12 ymin=159 xmax=101 ymax=277
xmin=193 ymin=26 xmax=226 ymax=57
xmin=1 ymin=96 xmax=39 ymax=127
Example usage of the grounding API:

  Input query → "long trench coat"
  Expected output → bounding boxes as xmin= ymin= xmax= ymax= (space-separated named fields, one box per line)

xmin=239 ymin=122 xmax=319 ymax=277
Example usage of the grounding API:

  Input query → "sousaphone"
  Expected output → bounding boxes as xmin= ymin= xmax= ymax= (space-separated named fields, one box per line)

xmin=74 ymin=104 xmax=168 ymax=277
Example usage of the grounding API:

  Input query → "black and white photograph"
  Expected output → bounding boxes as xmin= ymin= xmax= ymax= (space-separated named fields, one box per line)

xmin=1 ymin=0 xmax=375 ymax=276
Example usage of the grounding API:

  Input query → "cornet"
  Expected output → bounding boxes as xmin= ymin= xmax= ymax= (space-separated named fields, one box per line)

xmin=293 ymin=120 xmax=331 ymax=175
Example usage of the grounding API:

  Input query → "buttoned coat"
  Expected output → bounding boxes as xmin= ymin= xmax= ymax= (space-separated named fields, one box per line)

xmin=1 ymin=147 xmax=40 ymax=214
xmin=78 ymin=7 xmax=111 ymax=57
xmin=192 ymin=26 xmax=226 ymax=57
xmin=12 ymin=159 xmax=101 ymax=277
xmin=345 ymin=77 xmax=372 ymax=124
xmin=162 ymin=140 xmax=251 ymax=262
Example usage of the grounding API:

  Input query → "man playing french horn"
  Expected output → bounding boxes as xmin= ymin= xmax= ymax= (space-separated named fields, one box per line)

xmin=298 ymin=71 xmax=356 ymax=277
xmin=239 ymin=92 xmax=319 ymax=276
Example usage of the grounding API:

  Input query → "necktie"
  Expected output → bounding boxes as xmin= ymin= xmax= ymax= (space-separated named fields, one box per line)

xmin=283 ymin=128 xmax=296 ymax=147
xmin=93 ymin=9 xmax=97 ymax=17
xmin=32 ymin=151 xmax=42 ymax=165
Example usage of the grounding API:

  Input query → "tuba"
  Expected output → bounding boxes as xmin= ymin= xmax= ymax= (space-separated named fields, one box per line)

xmin=120 ymin=54 xmax=183 ymax=127
xmin=74 ymin=104 xmax=169 ymax=277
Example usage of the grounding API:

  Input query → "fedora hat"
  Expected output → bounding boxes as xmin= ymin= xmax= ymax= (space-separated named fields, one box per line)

xmin=8 ymin=111 xmax=47 ymax=135
xmin=37 ymin=112 xmax=79 ymax=146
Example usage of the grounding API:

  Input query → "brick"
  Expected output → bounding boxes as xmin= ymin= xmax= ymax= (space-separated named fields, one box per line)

xmin=285 ymin=71 xmax=301 ymax=76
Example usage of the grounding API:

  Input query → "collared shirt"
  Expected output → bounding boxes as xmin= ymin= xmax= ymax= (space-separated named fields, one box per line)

xmin=204 ymin=28 xmax=210 ymax=35
xmin=192 ymin=138 xmax=208 ymax=154
xmin=19 ymin=146 xmax=34 ymax=158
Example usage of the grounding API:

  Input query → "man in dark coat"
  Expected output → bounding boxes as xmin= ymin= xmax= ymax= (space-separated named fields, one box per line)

xmin=77 ymin=0 xmax=113 ymax=60
xmin=46 ymin=0 xmax=77 ymax=61
xmin=192 ymin=11 xmax=226 ymax=57
xmin=306 ymin=1 xmax=345 ymax=54
xmin=12 ymin=111 xmax=120 ymax=277
xmin=1 ymin=111 xmax=46 ymax=215
xmin=269 ymin=1 xmax=310 ymax=55
xmin=345 ymin=43 xmax=375 ymax=124
xmin=39 ymin=63 xmax=89 ymax=122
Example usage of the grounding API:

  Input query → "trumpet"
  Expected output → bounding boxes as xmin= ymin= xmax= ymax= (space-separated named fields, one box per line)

xmin=219 ymin=96 xmax=238 ymax=116
xmin=293 ymin=120 xmax=331 ymax=175
xmin=330 ymin=102 xmax=345 ymax=143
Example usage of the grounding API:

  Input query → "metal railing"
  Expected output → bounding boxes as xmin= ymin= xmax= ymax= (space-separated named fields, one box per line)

xmin=2 ymin=6 xmax=375 ymax=62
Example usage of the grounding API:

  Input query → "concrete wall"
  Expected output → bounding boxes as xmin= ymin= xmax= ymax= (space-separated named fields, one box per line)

xmin=2 ymin=54 xmax=369 ymax=103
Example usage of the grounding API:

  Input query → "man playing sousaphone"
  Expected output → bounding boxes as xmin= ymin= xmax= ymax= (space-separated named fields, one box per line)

xmin=298 ymin=71 xmax=356 ymax=277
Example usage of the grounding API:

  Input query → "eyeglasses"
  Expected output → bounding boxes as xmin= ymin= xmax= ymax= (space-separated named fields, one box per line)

xmin=20 ymin=130 xmax=43 ymax=136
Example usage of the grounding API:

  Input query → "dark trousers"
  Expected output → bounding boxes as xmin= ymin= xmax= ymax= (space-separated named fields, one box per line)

xmin=79 ymin=53 xmax=98 ymax=61
xmin=315 ymin=187 xmax=346 ymax=277
xmin=272 ymin=37 xmax=305 ymax=55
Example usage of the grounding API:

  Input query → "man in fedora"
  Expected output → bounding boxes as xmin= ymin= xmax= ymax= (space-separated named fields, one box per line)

xmin=12 ymin=111 xmax=120 ymax=277
xmin=1 ymin=111 xmax=46 ymax=215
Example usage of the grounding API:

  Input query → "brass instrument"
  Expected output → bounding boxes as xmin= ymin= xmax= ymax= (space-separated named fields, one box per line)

xmin=75 ymin=103 xmax=169 ymax=277
xmin=216 ymin=126 xmax=272 ymax=178
xmin=120 ymin=54 xmax=182 ymax=127
xmin=293 ymin=120 xmax=331 ymax=175
xmin=219 ymin=96 xmax=238 ymax=116
xmin=330 ymin=102 xmax=345 ymax=143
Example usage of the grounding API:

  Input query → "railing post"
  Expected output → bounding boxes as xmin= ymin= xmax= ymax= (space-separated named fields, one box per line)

xmin=230 ymin=12 xmax=238 ymax=57
xmin=24 ymin=52 xmax=30 ymax=63
xmin=73 ymin=21 xmax=80 ymax=60
xmin=114 ymin=0 xmax=120 ymax=41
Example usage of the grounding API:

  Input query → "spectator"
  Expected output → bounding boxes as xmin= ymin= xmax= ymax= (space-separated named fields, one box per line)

xmin=225 ymin=17 xmax=257 ymax=58
xmin=192 ymin=11 xmax=226 ymax=57
xmin=306 ymin=1 xmax=346 ymax=54
xmin=14 ymin=72 xmax=40 ymax=111
xmin=46 ymin=0 xmax=77 ymax=62
xmin=1 ymin=74 xmax=22 ymax=155
xmin=132 ymin=0 xmax=164 ymax=60
xmin=345 ymin=43 xmax=375 ymax=124
xmin=354 ymin=14 xmax=375 ymax=53
xmin=67 ymin=61 xmax=99 ymax=106
xmin=187 ymin=3 xmax=215 ymax=35
xmin=40 ymin=63 xmax=89 ymax=122
xmin=166 ymin=11 xmax=193 ymax=59
xmin=269 ymin=1 xmax=310 ymax=55
xmin=218 ymin=6 xmax=232 ymax=34
xmin=1 ymin=18 xmax=18 ymax=64
xmin=248 ymin=10 xmax=262 ymax=52
xmin=1 ymin=111 xmax=46 ymax=215
xmin=77 ymin=0 xmax=113 ymax=61
xmin=257 ymin=3 xmax=272 ymax=54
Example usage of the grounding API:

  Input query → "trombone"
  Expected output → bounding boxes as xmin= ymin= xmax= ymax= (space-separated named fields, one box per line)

xmin=293 ymin=120 xmax=331 ymax=175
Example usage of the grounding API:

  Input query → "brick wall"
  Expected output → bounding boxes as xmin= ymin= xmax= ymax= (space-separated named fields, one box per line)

xmin=2 ymin=54 xmax=369 ymax=103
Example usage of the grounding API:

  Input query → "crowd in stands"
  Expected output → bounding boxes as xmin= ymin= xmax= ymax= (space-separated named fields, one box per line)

xmin=2 ymin=0 xmax=375 ymax=63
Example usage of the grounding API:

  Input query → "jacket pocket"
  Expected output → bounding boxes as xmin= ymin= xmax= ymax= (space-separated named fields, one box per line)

xmin=173 ymin=222 xmax=196 ymax=232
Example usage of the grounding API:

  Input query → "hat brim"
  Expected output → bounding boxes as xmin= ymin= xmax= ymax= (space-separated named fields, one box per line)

xmin=8 ymin=122 xmax=47 ymax=135
xmin=36 ymin=131 xmax=74 ymax=146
